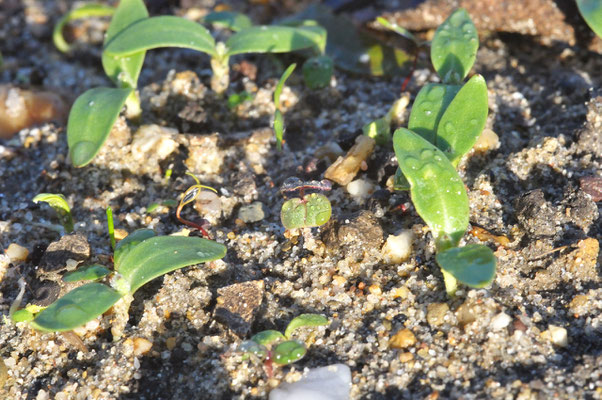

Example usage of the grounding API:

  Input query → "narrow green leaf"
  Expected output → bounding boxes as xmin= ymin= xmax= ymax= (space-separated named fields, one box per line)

xmin=32 ymin=193 xmax=74 ymax=233
xmin=53 ymin=3 xmax=115 ymax=53
xmin=408 ymin=83 xmax=461 ymax=144
xmin=63 ymin=264 xmax=111 ymax=283
xmin=102 ymin=0 xmax=149 ymax=88
xmin=274 ymin=63 xmax=296 ymax=108
xmin=281 ymin=193 xmax=332 ymax=230
xmin=577 ymin=0 xmax=602 ymax=39
xmin=251 ymin=330 xmax=285 ymax=347
xmin=436 ymin=74 xmax=488 ymax=166
xmin=105 ymin=16 xmax=217 ymax=58
xmin=30 ymin=283 xmax=122 ymax=332
xmin=284 ymin=314 xmax=328 ymax=339
xmin=226 ymin=25 xmax=325 ymax=56
xmin=393 ymin=128 xmax=468 ymax=249
xmin=203 ymin=11 xmax=252 ymax=32
xmin=376 ymin=16 xmax=419 ymax=45
xmin=274 ymin=109 xmax=284 ymax=151
xmin=113 ymin=229 xmax=157 ymax=268
xmin=67 ymin=87 xmax=133 ymax=167
xmin=302 ymin=55 xmax=334 ymax=89
xmin=118 ymin=236 xmax=227 ymax=294
xmin=436 ymin=244 xmax=496 ymax=288
xmin=272 ymin=340 xmax=307 ymax=366
xmin=431 ymin=8 xmax=478 ymax=83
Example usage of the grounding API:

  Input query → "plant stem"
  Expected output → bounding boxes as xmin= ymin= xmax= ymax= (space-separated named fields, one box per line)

xmin=210 ymin=42 xmax=230 ymax=94
xmin=442 ymin=269 xmax=457 ymax=297
xmin=106 ymin=206 xmax=116 ymax=251
xmin=124 ymin=90 xmax=142 ymax=120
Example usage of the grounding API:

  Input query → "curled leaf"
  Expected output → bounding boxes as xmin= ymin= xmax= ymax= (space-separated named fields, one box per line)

xmin=53 ymin=3 xmax=115 ymax=53
xmin=284 ymin=313 xmax=328 ymax=339
xmin=63 ymin=264 xmax=111 ymax=283
xmin=33 ymin=193 xmax=74 ymax=233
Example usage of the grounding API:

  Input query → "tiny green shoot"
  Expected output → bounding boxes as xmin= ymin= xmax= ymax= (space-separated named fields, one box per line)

xmin=106 ymin=206 xmax=116 ymax=251
xmin=176 ymin=173 xmax=218 ymax=238
xmin=32 ymin=193 xmax=74 ymax=233
xmin=273 ymin=63 xmax=296 ymax=150
xmin=392 ymin=9 xmax=496 ymax=295
xmin=227 ymin=91 xmax=254 ymax=110
xmin=53 ymin=3 xmax=115 ymax=53
xmin=280 ymin=177 xmax=332 ymax=230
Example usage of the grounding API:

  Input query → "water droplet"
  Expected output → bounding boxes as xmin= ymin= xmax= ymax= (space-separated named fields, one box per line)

xmin=196 ymin=251 xmax=206 ymax=257
xmin=173 ymin=250 xmax=178 ymax=254
xmin=420 ymin=148 xmax=435 ymax=160
xmin=425 ymin=110 xmax=432 ymax=116
xmin=462 ymin=23 xmax=473 ymax=33
xmin=88 ymin=101 xmax=94 ymax=107
xmin=445 ymin=121 xmax=455 ymax=134
xmin=470 ymin=119 xmax=478 ymax=126
xmin=402 ymin=156 xmax=420 ymax=171
xmin=359 ymin=53 xmax=370 ymax=63
xmin=70 ymin=141 xmax=97 ymax=167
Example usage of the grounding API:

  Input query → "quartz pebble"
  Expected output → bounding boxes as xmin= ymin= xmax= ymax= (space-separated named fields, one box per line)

xmin=543 ymin=325 xmax=568 ymax=347
xmin=269 ymin=364 xmax=352 ymax=400
xmin=490 ymin=312 xmax=512 ymax=331
xmin=133 ymin=338 xmax=153 ymax=356
xmin=473 ymin=129 xmax=500 ymax=152
xmin=5 ymin=243 xmax=29 ymax=262
xmin=346 ymin=179 xmax=375 ymax=199
xmin=381 ymin=230 xmax=413 ymax=264
xmin=238 ymin=202 xmax=266 ymax=223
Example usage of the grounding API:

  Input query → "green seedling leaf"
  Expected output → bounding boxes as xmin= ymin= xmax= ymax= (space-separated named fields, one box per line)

xmin=408 ymin=83 xmax=461 ymax=144
xmin=436 ymin=244 xmax=496 ymax=288
xmin=32 ymin=193 xmax=74 ymax=233
xmin=273 ymin=63 xmax=296 ymax=150
xmin=436 ymin=74 xmax=488 ymax=166
xmin=431 ymin=8 xmax=478 ymax=84
xmin=393 ymin=128 xmax=468 ymax=250
xmin=30 ymin=283 xmax=121 ymax=332
xmin=227 ymin=91 xmax=253 ymax=109
xmin=238 ymin=340 xmax=268 ymax=361
xmin=272 ymin=340 xmax=307 ymax=366
xmin=376 ymin=17 xmax=420 ymax=45
xmin=106 ymin=206 xmax=115 ymax=250
xmin=104 ymin=16 xmax=217 ymax=58
xmin=284 ymin=314 xmax=328 ymax=339
xmin=117 ymin=236 xmax=227 ymax=294
xmin=281 ymin=193 xmax=332 ymax=230
xmin=274 ymin=64 xmax=296 ymax=109
xmin=577 ymin=0 xmax=602 ymax=39
xmin=204 ymin=11 xmax=252 ymax=32
xmin=102 ymin=0 xmax=149 ymax=88
xmin=63 ymin=264 xmax=111 ymax=283
xmin=67 ymin=87 xmax=133 ymax=167
xmin=363 ymin=116 xmax=391 ymax=146
xmin=53 ymin=3 xmax=115 ymax=53
xmin=225 ymin=25 xmax=326 ymax=56
xmin=113 ymin=229 xmax=157 ymax=268
xmin=302 ymin=55 xmax=334 ymax=89
xmin=274 ymin=109 xmax=285 ymax=151
xmin=251 ymin=330 xmax=286 ymax=347
xmin=11 ymin=309 xmax=34 ymax=323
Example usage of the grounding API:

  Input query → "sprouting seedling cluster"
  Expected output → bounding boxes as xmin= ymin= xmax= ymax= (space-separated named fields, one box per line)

xmin=391 ymin=8 xmax=496 ymax=295
xmin=238 ymin=313 xmax=328 ymax=376
xmin=60 ymin=1 xmax=327 ymax=168
xmin=577 ymin=0 xmax=602 ymax=39
xmin=280 ymin=177 xmax=332 ymax=230
xmin=11 ymin=184 xmax=226 ymax=333
xmin=32 ymin=193 xmax=74 ymax=234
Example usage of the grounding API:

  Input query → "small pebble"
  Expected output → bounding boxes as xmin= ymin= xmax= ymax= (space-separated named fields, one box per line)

xmin=238 ymin=201 xmax=266 ymax=223
xmin=427 ymin=303 xmax=450 ymax=327
xmin=473 ymin=129 xmax=500 ymax=152
xmin=269 ymin=364 xmax=352 ymax=400
xmin=490 ymin=312 xmax=512 ymax=331
xmin=166 ymin=337 xmax=177 ymax=351
xmin=5 ymin=243 xmax=28 ymax=262
xmin=579 ymin=176 xmax=602 ymax=202
xmin=399 ymin=352 xmax=414 ymax=363
xmin=389 ymin=328 xmax=417 ymax=349
xmin=133 ymin=338 xmax=153 ymax=356
xmin=381 ymin=230 xmax=413 ymax=264
xmin=346 ymin=179 xmax=375 ymax=199
xmin=543 ymin=325 xmax=568 ymax=347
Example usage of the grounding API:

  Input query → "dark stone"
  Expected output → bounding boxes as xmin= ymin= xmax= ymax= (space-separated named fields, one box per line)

xmin=562 ymin=185 xmax=599 ymax=232
xmin=577 ymin=91 xmax=602 ymax=158
xmin=580 ymin=176 xmax=602 ymax=202
xmin=514 ymin=190 xmax=558 ymax=237
xmin=322 ymin=210 xmax=384 ymax=258
xmin=213 ymin=280 xmax=265 ymax=337
xmin=32 ymin=280 xmax=61 ymax=306
xmin=40 ymin=233 xmax=90 ymax=272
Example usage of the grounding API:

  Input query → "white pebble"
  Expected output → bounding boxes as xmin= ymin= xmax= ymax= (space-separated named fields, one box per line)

xmin=346 ymin=179 xmax=375 ymax=199
xmin=490 ymin=312 xmax=511 ymax=331
xmin=5 ymin=243 xmax=28 ymax=262
xmin=269 ymin=364 xmax=352 ymax=400
xmin=548 ymin=325 xmax=568 ymax=347
xmin=381 ymin=230 xmax=413 ymax=264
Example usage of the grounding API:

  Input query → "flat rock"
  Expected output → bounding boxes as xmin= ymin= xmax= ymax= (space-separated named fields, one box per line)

xmin=40 ymin=233 xmax=90 ymax=273
xmin=322 ymin=210 xmax=383 ymax=259
xmin=514 ymin=190 xmax=558 ymax=237
xmin=269 ymin=364 xmax=352 ymax=400
xmin=238 ymin=201 xmax=267 ymax=223
xmin=214 ymin=280 xmax=265 ymax=337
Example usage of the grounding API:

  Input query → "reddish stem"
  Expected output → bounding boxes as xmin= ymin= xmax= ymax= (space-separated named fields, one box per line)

xmin=176 ymin=204 xmax=210 ymax=238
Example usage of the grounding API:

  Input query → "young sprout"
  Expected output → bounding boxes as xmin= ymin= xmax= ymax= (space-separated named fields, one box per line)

xmin=106 ymin=206 xmax=116 ymax=251
xmin=280 ymin=177 xmax=332 ymax=230
xmin=302 ymin=55 xmax=334 ymax=89
xmin=53 ymin=3 xmax=115 ymax=53
xmin=577 ymin=0 xmax=602 ymax=39
xmin=273 ymin=64 xmax=296 ymax=151
xmin=392 ymin=9 xmax=496 ymax=296
xmin=32 ymin=193 xmax=74 ymax=233
xmin=238 ymin=314 xmax=328 ymax=377
xmin=176 ymin=173 xmax=218 ymax=238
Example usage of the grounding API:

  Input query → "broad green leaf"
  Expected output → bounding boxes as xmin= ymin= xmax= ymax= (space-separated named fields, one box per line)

xmin=102 ymin=0 xmax=149 ymax=88
xmin=431 ymin=8 xmax=478 ymax=83
xmin=303 ymin=55 xmax=334 ymax=89
xmin=376 ymin=17 xmax=420 ymax=45
xmin=436 ymin=244 xmax=496 ymax=288
xmin=393 ymin=128 xmax=468 ymax=249
xmin=284 ymin=314 xmax=328 ymax=339
xmin=63 ymin=264 xmax=111 ymax=283
xmin=272 ymin=340 xmax=307 ymax=366
xmin=30 ymin=283 xmax=121 ymax=332
xmin=67 ymin=87 xmax=133 ymax=167
xmin=251 ymin=330 xmax=285 ymax=346
xmin=32 ymin=193 xmax=73 ymax=233
xmin=203 ymin=11 xmax=252 ymax=32
xmin=11 ymin=309 xmax=34 ymax=323
xmin=53 ymin=3 xmax=115 ymax=53
xmin=577 ymin=0 xmax=602 ymax=39
xmin=436 ymin=74 xmax=488 ymax=166
xmin=408 ymin=83 xmax=461 ymax=144
xmin=274 ymin=109 xmax=284 ymax=151
xmin=113 ymin=229 xmax=156 ymax=268
xmin=117 ymin=236 xmax=227 ymax=293
xmin=226 ymin=25 xmax=325 ymax=56
xmin=281 ymin=193 xmax=332 ymax=230
xmin=238 ymin=340 xmax=268 ymax=360
xmin=274 ymin=63 xmax=296 ymax=108
xmin=104 ymin=16 xmax=217 ymax=58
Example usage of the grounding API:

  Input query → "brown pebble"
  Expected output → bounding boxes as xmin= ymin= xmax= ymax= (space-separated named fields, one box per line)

xmin=580 ymin=176 xmax=602 ymax=202
xmin=324 ymin=135 xmax=375 ymax=185
xmin=133 ymin=338 xmax=153 ymax=356
xmin=389 ymin=328 xmax=417 ymax=349
xmin=427 ymin=303 xmax=450 ymax=327
xmin=166 ymin=337 xmax=177 ymax=351
xmin=0 ymin=358 xmax=8 ymax=388
xmin=399 ymin=352 xmax=414 ymax=362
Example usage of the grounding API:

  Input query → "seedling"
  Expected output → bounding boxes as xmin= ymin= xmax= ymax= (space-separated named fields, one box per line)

xmin=392 ymin=9 xmax=496 ymax=296
xmin=577 ymin=0 xmax=602 ymax=39
xmin=176 ymin=173 xmax=218 ymax=238
xmin=227 ymin=91 xmax=254 ymax=110
xmin=53 ymin=3 xmax=115 ymax=53
xmin=280 ymin=177 xmax=332 ymax=230
xmin=238 ymin=313 xmax=328 ymax=377
xmin=32 ymin=193 xmax=74 ymax=234
xmin=302 ymin=55 xmax=334 ymax=89
xmin=273 ymin=63 xmax=296 ymax=150
xmin=11 ymin=188 xmax=227 ymax=333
